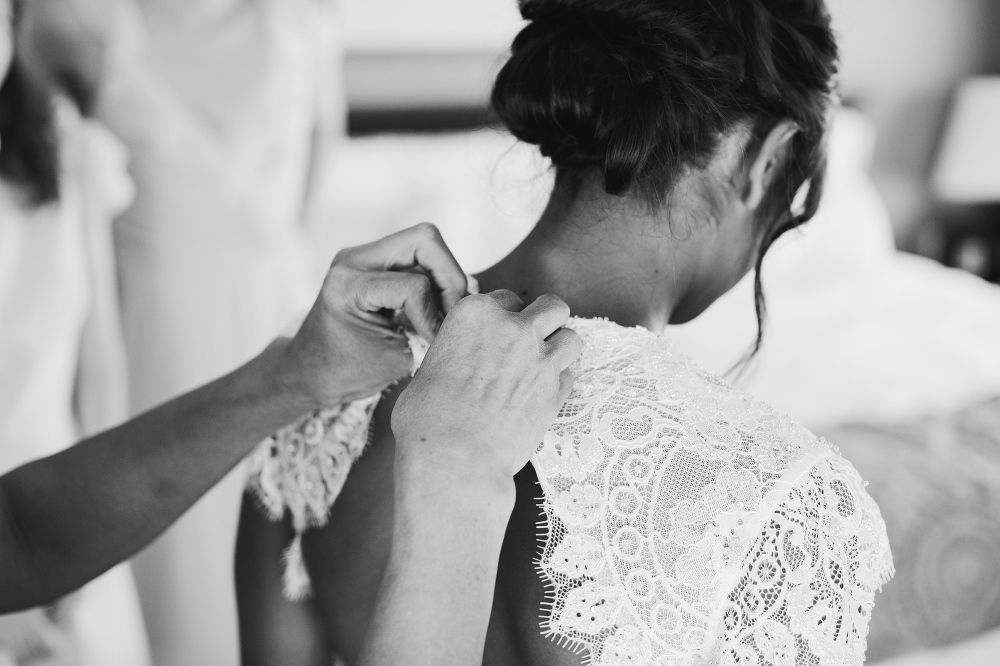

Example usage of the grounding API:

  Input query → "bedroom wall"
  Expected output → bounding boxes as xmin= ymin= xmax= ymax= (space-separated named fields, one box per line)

xmin=827 ymin=0 xmax=1000 ymax=247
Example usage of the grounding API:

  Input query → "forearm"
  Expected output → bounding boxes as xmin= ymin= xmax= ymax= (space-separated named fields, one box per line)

xmin=0 ymin=339 xmax=319 ymax=611
xmin=358 ymin=458 xmax=514 ymax=666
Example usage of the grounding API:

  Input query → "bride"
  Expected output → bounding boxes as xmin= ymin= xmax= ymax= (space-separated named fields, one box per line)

xmin=237 ymin=0 xmax=894 ymax=664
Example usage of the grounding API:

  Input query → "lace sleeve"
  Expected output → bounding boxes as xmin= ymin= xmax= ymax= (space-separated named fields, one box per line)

xmin=718 ymin=455 xmax=894 ymax=666
xmin=243 ymin=330 xmax=433 ymax=600
xmin=245 ymin=397 xmax=380 ymax=599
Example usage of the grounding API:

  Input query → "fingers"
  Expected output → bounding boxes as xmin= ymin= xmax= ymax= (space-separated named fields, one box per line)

xmin=519 ymin=293 xmax=571 ymax=340
xmin=557 ymin=366 xmax=576 ymax=406
xmin=337 ymin=224 xmax=468 ymax=313
xmin=544 ymin=327 xmax=583 ymax=372
xmin=484 ymin=289 xmax=525 ymax=313
xmin=356 ymin=272 xmax=441 ymax=341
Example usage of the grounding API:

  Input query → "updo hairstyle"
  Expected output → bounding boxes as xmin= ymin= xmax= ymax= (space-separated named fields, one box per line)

xmin=491 ymin=0 xmax=839 ymax=354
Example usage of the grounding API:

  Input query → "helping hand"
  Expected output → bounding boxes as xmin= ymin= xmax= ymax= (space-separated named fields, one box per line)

xmin=277 ymin=223 xmax=468 ymax=407
xmin=392 ymin=290 xmax=583 ymax=488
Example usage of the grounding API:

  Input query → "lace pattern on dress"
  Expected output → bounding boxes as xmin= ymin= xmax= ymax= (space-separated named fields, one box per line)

xmin=245 ymin=314 xmax=893 ymax=662
xmin=244 ymin=332 xmax=429 ymax=599
xmin=717 ymin=456 xmax=895 ymax=666
xmin=532 ymin=319 xmax=893 ymax=666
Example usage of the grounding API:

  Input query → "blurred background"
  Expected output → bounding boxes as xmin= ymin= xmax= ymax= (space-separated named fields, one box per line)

xmin=338 ymin=0 xmax=1000 ymax=253
xmin=3 ymin=0 xmax=1000 ymax=665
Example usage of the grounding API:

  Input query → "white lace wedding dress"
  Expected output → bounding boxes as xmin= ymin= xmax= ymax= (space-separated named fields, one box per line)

xmin=247 ymin=317 xmax=894 ymax=666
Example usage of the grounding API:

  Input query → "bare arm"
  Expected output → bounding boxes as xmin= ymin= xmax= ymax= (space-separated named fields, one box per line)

xmin=358 ymin=292 xmax=582 ymax=666
xmin=0 ymin=339 xmax=311 ymax=611
xmin=0 ymin=224 xmax=467 ymax=612
xmin=365 ymin=458 xmax=514 ymax=666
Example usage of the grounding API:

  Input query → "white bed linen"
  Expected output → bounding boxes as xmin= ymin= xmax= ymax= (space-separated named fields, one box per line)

xmin=670 ymin=110 xmax=1000 ymax=430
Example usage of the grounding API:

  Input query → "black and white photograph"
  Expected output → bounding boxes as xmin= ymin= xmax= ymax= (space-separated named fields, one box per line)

xmin=1 ymin=1 xmax=1000 ymax=665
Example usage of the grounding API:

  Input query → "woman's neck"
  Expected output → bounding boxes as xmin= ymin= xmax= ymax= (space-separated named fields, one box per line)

xmin=476 ymin=182 xmax=691 ymax=331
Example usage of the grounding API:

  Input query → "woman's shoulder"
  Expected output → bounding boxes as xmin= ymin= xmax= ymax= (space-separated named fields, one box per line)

xmin=547 ymin=316 xmax=834 ymax=480
xmin=531 ymin=316 xmax=892 ymax=664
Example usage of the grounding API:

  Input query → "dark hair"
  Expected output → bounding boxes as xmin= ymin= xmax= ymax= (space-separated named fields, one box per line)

xmin=491 ymin=0 xmax=838 ymax=358
xmin=0 ymin=0 xmax=59 ymax=207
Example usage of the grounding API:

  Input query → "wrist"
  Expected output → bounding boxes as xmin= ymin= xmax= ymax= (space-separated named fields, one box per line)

xmin=395 ymin=441 xmax=516 ymax=525
xmin=394 ymin=486 xmax=514 ymax=560
xmin=257 ymin=338 xmax=331 ymax=414
xmin=267 ymin=337 xmax=355 ymax=411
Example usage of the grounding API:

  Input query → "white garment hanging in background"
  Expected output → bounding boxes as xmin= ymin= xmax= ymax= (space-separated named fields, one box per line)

xmin=0 ymin=100 xmax=150 ymax=666
xmin=92 ymin=1 xmax=345 ymax=664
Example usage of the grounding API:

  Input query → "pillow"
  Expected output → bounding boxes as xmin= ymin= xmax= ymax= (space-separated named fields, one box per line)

xmin=669 ymin=109 xmax=1000 ymax=429
xmin=823 ymin=399 xmax=1000 ymax=662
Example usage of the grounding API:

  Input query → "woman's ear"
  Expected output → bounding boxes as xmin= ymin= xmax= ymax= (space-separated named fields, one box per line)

xmin=743 ymin=120 xmax=799 ymax=211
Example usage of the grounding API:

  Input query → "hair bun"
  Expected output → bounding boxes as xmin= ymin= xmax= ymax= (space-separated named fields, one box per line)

xmin=492 ymin=1 xmax=745 ymax=195
xmin=492 ymin=0 xmax=838 ymax=200
xmin=492 ymin=2 xmax=679 ymax=195
xmin=492 ymin=0 xmax=839 ymax=360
